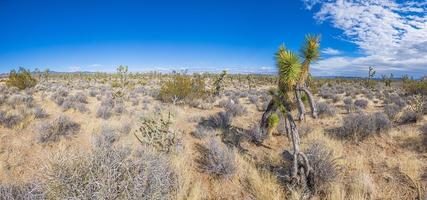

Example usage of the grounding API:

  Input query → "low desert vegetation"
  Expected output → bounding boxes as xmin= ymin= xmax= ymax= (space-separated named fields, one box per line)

xmin=0 ymin=41 xmax=426 ymax=200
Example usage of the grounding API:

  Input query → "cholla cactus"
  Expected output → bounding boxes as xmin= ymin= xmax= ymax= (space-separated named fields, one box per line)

xmin=134 ymin=114 xmax=181 ymax=153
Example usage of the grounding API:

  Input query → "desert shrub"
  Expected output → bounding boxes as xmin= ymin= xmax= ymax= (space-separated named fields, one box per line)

xmin=339 ymin=112 xmax=391 ymax=141
xmin=44 ymin=145 xmax=176 ymax=199
xmin=7 ymin=94 xmax=34 ymax=108
xmin=299 ymin=123 xmax=313 ymax=137
xmin=101 ymin=97 xmax=115 ymax=108
xmin=331 ymin=94 xmax=340 ymax=103
xmin=195 ymin=139 xmax=236 ymax=179
xmin=192 ymin=125 xmax=216 ymax=139
xmin=316 ymin=102 xmax=336 ymax=118
xmin=225 ymin=103 xmax=247 ymax=117
xmin=399 ymin=110 xmax=422 ymax=124
xmin=130 ymin=97 xmax=139 ymax=106
xmin=74 ymin=92 xmax=88 ymax=103
xmin=96 ymin=106 xmax=112 ymax=119
xmin=6 ymin=68 xmax=37 ymax=90
xmin=354 ymin=99 xmax=368 ymax=109
xmin=0 ymin=182 xmax=45 ymax=200
xmin=114 ymin=103 xmax=125 ymax=114
xmin=343 ymin=97 xmax=355 ymax=113
xmin=33 ymin=107 xmax=48 ymax=118
xmin=218 ymin=98 xmax=233 ymax=108
xmin=390 ymin=95 xmax=406 ymax=108
xmin=38 ymin=116 xmax=80 ymax=143
xmin=248 ymin=95 xmax=258 ymax=104
xmin=93 ymin=127 xmax=119 ymax=148
xmin=304 ymin=141 xmax=341 ymax=197
xmin=420 ymin=124 xmax=427 ymax=147
xmin=248 ymin=124 xmax=267 ymax=144
xmin=384 ymin=104 xmax=401 ymax=120
xmin=50 ymin=89 xmax=68 ymax=105
xmin=158 ymin=74 xmax=207 ymax=103
xmin=120 ymin=123 xmax=132 ymax=134
xmin=61 ymin=95 xmax=88 ymax=112
xmin=403 ymin=79 xmax=427 ymax=95
xmin=0 ymin=111 xmax=23 ymax=128
xmin=89 ymin=89 xmax=98 ymax=97
xmin=199 ymin=111 xmax=232 ymax=130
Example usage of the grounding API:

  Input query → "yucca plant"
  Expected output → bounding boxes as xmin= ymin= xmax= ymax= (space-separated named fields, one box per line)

xmin=296 ymin=35 xmax=321 ymax=120
xmin=259 ymin=37 xmax=321 ymax=195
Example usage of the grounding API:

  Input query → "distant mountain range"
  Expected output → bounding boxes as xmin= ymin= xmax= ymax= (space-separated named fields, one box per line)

xmin=0 ymin=70 xmax=421 ymax=80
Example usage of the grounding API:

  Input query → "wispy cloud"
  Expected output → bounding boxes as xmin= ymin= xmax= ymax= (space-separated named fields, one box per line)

xmin=68 ymin=66 xmax=81 ymax=72
xmin=303 ymin=0 xmax=427 ymax=77
xmin=89 ymin=64 xmax=103 ymax=67
xmin=321 ymin=47 xmax=342 ymax=55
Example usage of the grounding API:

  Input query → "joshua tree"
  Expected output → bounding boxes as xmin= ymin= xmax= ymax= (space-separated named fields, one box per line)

xmin=260 ymin=44 xmax=315 ymax=194
xmin=295 ymin=35 xmax=320 ymax=120
xmin=213 ymin=70 xmax=227 ymax=96
xmin=113 ymin=65 xmax=129 ymax=99
xmin=381 ymin=73 xmax=393 ymax=87
xmin=366 ymin=66 xmax=376 ymax=88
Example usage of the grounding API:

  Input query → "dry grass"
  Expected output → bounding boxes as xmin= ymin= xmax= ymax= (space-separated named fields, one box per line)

xmin=0 ymin=76 xmax=426 ymax=199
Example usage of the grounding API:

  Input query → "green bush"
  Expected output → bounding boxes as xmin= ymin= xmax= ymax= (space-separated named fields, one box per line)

xmin=403 ymin=79 xmax=427 ymax=95
xmin=159 ymin=74 xmax=207 ymax=103
xmin=6 ymin=67 xmax=37 ymax=90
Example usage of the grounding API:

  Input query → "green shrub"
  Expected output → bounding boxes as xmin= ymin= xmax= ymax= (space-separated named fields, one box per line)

xmin=403 ymin=79 xmax=427 ymax=95
xmin=159 ymin=74 xmax=207 ymax=103
xmin=6 ymin=67 xmax=37 ymax=90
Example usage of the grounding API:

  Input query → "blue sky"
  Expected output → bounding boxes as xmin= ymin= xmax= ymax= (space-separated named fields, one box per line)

xmin=0 ymin=0 xmax=426 ymax=77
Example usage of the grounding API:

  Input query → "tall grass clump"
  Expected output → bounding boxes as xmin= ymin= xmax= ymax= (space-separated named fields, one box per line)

xmin=6 ymin=68 xmax=37 ymax=90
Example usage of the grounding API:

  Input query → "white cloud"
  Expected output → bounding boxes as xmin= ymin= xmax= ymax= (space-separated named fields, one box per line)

xmin=303 ymin=0 xmax=427 ymax=77
xmin=68 ymin=66 xmax=81 ymax=72
xmin=321 ymin=47 xmax=342 ymax=55
xmin=89 ymin=64 xmax=103 ymax=67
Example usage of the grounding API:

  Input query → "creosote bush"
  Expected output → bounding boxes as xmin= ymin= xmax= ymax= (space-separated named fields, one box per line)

xmin=38 ymin=115 xmax=80 ymax=143
xmin=6 ymin=68 xmax=37 ymax=90
xmin=339 ymin=112 xmax=391 ymax=141
xmin=195 ymin=139 xmax=236 ymax=179
xmin=158 ymin=73 xmax=207 ymax=104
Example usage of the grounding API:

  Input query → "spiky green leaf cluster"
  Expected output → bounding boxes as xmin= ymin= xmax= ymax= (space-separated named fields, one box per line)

xmin=301 ymin=34 xmax=320 ymax=63
xmin=276 ymin=45 xmax=301 ymax=91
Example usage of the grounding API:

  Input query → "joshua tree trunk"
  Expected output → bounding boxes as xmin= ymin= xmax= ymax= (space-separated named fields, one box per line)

xmin=301 ymin=86 xmax=318 ymax=118
xmin=259 ymin=100 xmax=277 ymax=142
xmin=295 ymin=87 xmax=305 ymax=121
xmin=260 ymin=96 xmax=315 ymax=193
